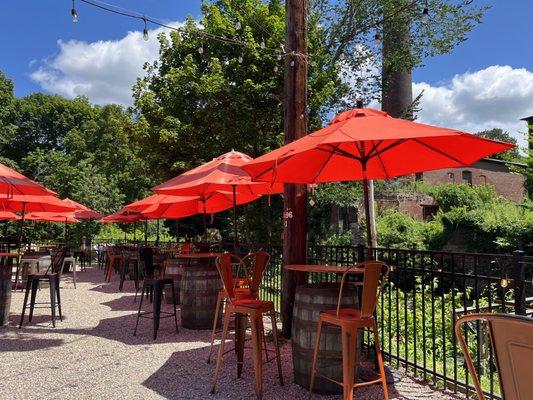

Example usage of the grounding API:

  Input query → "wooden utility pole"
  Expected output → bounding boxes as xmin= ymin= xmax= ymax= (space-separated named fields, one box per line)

xmin=281 ymin=0 xmax=308 ymax=338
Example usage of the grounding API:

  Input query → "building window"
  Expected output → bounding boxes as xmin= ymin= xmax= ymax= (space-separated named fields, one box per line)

xmin=415 ymin=172 xmax=423 ymax=181
xmin=422 ymin=205 xmax=439 ymax=221
xmin=462 ymin=170 xmax=472 ymax=186
xmin=479 ymin=174 xmax=487 ymax=184
xmin=448 ymin=172 xmax=455 ymax=182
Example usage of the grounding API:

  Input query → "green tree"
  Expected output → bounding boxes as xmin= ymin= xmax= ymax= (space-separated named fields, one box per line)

xmin=476 ymin=128 xmax=521 ymax=162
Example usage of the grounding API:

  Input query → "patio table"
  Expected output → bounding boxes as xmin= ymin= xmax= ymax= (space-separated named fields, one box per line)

xmin=284 ymin=264 xmax=364 ymax=394
xmin=174 ymin=253 xmax=224 ymax=329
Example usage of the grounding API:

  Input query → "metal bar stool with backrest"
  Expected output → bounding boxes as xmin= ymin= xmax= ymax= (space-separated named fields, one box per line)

xmin=211 ymin=252 xmax=283 ymax=400
xmin=455 ymin=313 xmax=533 ymax=400
xmin=19 ymin=248 xmax=67 ymax=328
xmin=308 ymin=261 xmax=390 ymax=400
xmin=207 ymin=250 xmax=270 ymax=363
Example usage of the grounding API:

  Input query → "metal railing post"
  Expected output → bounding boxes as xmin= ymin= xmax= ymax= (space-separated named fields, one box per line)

xmin=513 ymin=250 xmax=526 ymax=315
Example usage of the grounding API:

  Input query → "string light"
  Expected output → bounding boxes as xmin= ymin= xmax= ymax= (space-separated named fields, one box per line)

xmin=277 ymin=53 xmax=282 ymax=61
xmin=500 ymin=277 xmax=509 ymax=288
xmin=142 ymin=17 xmax=148 ymax=41
xmin=235 ymin=20 xmax=241 ymax=30
xmin=290 ymin=59 xmax=295 ymax=67
xmin=71 ymin=0 xmax=78 ymax=22
xmin=238 ymin=54 xmax=243 ymax=63
xmin=198 ymin=44 xmax=204 ymax=54
xmin=373 ymin=31 xmax=381 ymax=45
xmin=260 ymin=37 xmax=266 ymax=49
xmin=422 ymin=0 xmax=429 ymax=23
xmin=273 ymin=65 xmax=278 ymax=72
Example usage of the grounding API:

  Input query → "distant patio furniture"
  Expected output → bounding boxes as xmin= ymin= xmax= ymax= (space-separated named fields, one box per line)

xmin=455 ymin=313 xmax=533 ymax=400
xmin=211 ymin=252 xmax=283 ymax=400
xmin=308 ymin=261 xmax=390 ymax=400
xmin=60 ymin=256 xmax=77 ymax=288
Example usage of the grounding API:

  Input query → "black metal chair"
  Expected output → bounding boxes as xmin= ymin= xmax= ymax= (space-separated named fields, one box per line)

xmin=19 ymin=248 xmax=67 ymax=328
xmin=133 ymin=276 xmax=178 ymax=340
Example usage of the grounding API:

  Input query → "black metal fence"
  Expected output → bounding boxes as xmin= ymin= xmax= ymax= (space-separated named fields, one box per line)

xmin=253 ymin=243 xmax=531 ymax=399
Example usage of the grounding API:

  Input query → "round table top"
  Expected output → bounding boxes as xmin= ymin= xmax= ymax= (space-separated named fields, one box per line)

xmin=284 ymin=264 xmax=364 ymax=274
xmin=0 ymin=252 xmax=21 ymax=257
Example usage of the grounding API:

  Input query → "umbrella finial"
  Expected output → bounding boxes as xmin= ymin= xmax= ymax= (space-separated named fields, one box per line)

xmin=356 ymin=99 xmax=364 ymax=109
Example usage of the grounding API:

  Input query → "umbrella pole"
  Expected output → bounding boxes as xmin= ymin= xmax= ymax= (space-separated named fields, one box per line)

xmin=175 ymin=219 xmax=179 ymax=243
xmin=17 ymin=202 xmax=26 ymax=251
xmin=156 ymin=219 xmax=160 ymax=246
xmin=133 ymin=221 xmax=136 ymax=243
xmin=144 ymin=219 xmax=148 ymax=246
xmin=202 ymin=199 xmax=207 ymax=238
xmin=64 ymin=217 xmax=67 ymax=245
xmin=232 ymin=185 xmax=238 ymax=249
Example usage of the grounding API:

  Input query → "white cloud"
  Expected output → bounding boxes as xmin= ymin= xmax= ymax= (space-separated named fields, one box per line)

xmin=414 ymin=65 xmax=533 ymax=150
xmin=29 ymin=24 xmax=179 ymax=106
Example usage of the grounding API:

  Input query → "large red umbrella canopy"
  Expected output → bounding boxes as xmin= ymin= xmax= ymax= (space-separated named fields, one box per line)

xmin=153 ymin=150 xmax=281 ymax=242
xmin=153 ymin=150 xmax=282 ymax=196
xmin=0 ymin=163 xmax=57 ymax=196
xmin=62 ymin=198 xmax=101 ymax=219
xmin=242 ymin=107 xmax=514 ymax=247
xmin=242 ymin=108 xmax=514 ymax=183
xmin=140 ymin=192 xmax=261 ymax=219
xmin=25 ymin=212 xmax=80 ymax=223
xmin=0 ymin=211 xmax=20 ymax=221
xmin=0 ymin=195 xmax=77 ymax=213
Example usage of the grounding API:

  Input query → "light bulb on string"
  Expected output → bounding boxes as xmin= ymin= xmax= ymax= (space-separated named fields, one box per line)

xmin=71 ymin=0 xmax=78 ymax=22
xmin=374 ymin=31 xmax=381 ymax=45
xmin=422 ymin=1 xmax=429 ymax=23
xmin=198 ymin=44 xmax=204 ymax=55
xmin=274 ymin=65 xmax=278 ymax=73
xmin=277 ymin=53 xmax=282 ymax=61
xmin=235 ymin=20 xmax=241 ymax=30
xmin=339 ymin=52 xmax=345 ymax=61
xmin=142 ymin=17 xmax=149 ymax=41
xmin=290 ymin=59 xmax=295 ymax=67
xmin=238 ymin=54 xmax=243 ymax=64
xmin=260 ymin=38 xmax=266 ymax=49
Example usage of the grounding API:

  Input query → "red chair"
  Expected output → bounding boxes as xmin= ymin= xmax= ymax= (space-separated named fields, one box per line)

xmin=207 ymin=251 xmax=270 ymax=363
xmin=308 ymin=261 xmax=390 ymax=400
xmin=211 ymin=252 xmax=283 ymax=399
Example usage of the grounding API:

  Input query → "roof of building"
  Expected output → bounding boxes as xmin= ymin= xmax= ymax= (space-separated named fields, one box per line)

xmin=482 ymin=158 xmax=528 ymax=168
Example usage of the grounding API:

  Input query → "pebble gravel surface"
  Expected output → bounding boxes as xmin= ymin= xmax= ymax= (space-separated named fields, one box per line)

xmin=1 ymin=265 xmax=464 ymax=400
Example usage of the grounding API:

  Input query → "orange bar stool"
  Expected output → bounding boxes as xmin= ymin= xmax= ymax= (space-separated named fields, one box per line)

xmin=211 ymin=252 xmax=283 ymax=400
xmin=308 ymin=261 xmax=390 ymax=400
xmin=207 ymin=251 xmax=270 ymax=364
xmin=105 ymin=252 xmax=123 ymax=282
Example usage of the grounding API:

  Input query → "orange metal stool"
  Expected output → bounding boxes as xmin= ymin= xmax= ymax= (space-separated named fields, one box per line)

xmin=308 ymin=261 xmax=390 ymax=400
xmin=105 ymin=253 xmax=123 ymax=282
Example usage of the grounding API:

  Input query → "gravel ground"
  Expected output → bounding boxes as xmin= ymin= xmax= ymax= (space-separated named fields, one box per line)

xmin=1 ymin=266 xmax=463 ymax=400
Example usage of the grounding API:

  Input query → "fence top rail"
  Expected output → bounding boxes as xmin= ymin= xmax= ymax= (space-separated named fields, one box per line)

xmin=371 ymin=246 xmax=515 ymax=259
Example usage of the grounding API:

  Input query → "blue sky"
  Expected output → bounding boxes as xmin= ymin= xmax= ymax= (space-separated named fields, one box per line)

xmin=1 ymin=0 xmax=532 ymax=147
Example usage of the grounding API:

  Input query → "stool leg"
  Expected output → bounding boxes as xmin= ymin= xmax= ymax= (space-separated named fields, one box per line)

xmin=72 ymin=261 xmax=77 ymax=289
xmin=134 ymin=261 xmax=139 ymax=291
xmin=341 ymin=327 xmax=356 ymax=400
xmin=373 ymin=322 xmax=388 ymax=400
xmin=133 ymin=285 xmax=145 ymax=336
xmin=170 ymin=281 xmax=179 ymax=334
xmin=211 ymin=309 xmax=232 ymax=394
xmin=29 ymin=278 xmax=39 ymax=322
xmin=119 ymin=261 xmax=126 ymax=292
xmin=207 ymin=291 xmax=224 ymax=364
xmin=308 ymin=318 xmax=324 ymax=398
xmin=49 ymin=277 xmax=57 ymax=328
xmin=250 ymin=314 xmax=264 ymax=400
xmin=56 ymin=276 xmax=63 ymax=321
xmin=13 ymin=262 xmax=21 ymax=291
xmin=270 ymin=311 xmax=284 ymax=386
xmin=152 ymin=282 xmax=163 ymax=340
xmin=19 ymin=277 xmax=32 ymax=328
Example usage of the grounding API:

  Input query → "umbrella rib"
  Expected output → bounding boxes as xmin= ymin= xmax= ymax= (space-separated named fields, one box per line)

xmin=312 ymin=143 xmax=340 ymax=183
xmin=366 ymin=140 xmax=384 ymax=159
xmin=375 ymin=150 xmax=391 ymax=179
xmin=411 ymin=138 xmax=464 ymax=165
xmin=254 ymin=154 xmax=295 ymax=180
xmin=317 ymin=145 xmax=362 ymax=162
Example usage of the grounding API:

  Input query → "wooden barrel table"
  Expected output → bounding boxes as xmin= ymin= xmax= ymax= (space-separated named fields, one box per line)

xmin=292 ymin=282 xmax=361 ymax=394
xmin=163 ymin=258 xmax=186 ymax=305
xmin=178 ymin=253 xmax=223 ymax=330
xmin=0 ymin=264 xmax=11 ymax=326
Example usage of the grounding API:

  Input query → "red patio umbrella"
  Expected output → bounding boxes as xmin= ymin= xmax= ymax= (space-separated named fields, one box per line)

xmin=62 ymin=198 xmax=102 ymax=219
xmin=100 ymin=209 xmax=148 ymax=243
xmin=153 ymin=150 xmax=281 ymax=245
xmin=0 ymin=163 xmax=56 ymax=197
xmin=0 ymin=211 xmax=20 ymax=221
xmin=242 ymin=107 xmax=514 ymax=247
xmin=25 ymin=212 xmax=80 ymax=224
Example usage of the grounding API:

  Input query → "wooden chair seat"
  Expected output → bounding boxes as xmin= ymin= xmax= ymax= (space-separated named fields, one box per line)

xmin=231 ymin=299 xmax=275 ymax=313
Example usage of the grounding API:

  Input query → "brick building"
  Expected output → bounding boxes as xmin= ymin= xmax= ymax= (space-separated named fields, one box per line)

xmin=377 ymin=158 xmax=527 ymax=220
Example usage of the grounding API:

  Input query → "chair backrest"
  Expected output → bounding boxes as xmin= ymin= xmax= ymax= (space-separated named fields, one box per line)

xmin=181 ymin=242 xmax=191 ymax=254
xmin=455 ymin=313 xmax=533 ymax=400
xmin=242 ymin=250 xmax=270 ymax=297
xmin=48 ymin=247 xmax=67 ymax=275
xmin=336 ymin=261 xmax=389 ymax=318
xmin=216 ymin=253 xmax=248 ymax=302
